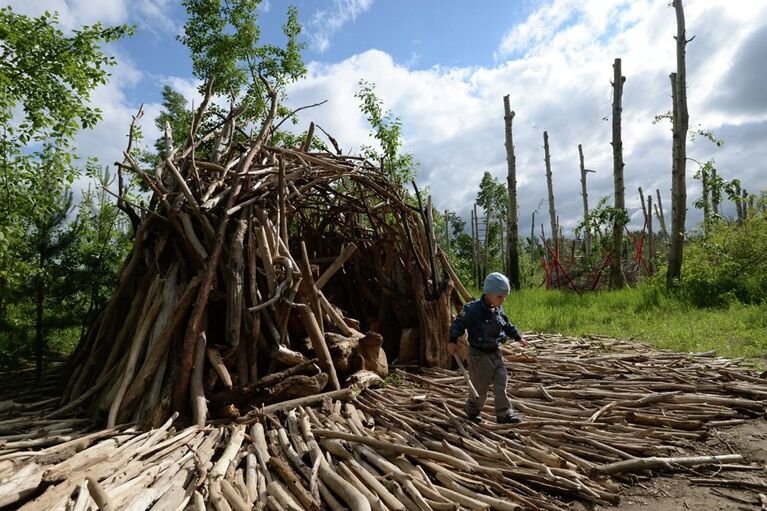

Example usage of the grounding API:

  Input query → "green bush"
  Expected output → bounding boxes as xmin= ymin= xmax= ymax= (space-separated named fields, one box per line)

xmin=676 ymin=213 xmax=767 ymax=306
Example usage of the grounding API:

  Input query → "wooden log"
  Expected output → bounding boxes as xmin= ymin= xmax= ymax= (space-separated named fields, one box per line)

xmin=299 ymin=242 xmax=323 ymax=333
xmin=437 ymin=246 xmax=472 ymax=303
xmin=315 ymin=243 xmax=357 ymax=290
xmin=268 ymin=456 xmax=320 ymax=511
xmin=107 ymin=293 xmax=165 ymax=428
xmin=191 ymin=330 xmax=208 ymax=426
xmin=594 ymin=454 xmax=743 ymax=475
xmin=356 ymin=332 xmax=388 ymax=378
xmin=298 ymin=308 xmax=340 ymax=390
xmin=0 ymin=463 xmax=44 ymax=508
xmin=241 ymin=388 xmax=354 ymax=420
xmin=272 ymin=345 xmax=308 ymax=366
xmin=118 ymin=276 xmax=201 ymax=419
xmin=207 ymin=347 xmax=234 ymax=389
xmin=87 ymin=476 xmax=115 ymax=511
xmin=173 ymin=175 xmax=241 ymax=412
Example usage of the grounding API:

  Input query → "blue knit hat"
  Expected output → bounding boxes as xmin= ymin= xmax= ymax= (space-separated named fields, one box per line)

xmin=483 ymin=272 xmax=510 ymax=295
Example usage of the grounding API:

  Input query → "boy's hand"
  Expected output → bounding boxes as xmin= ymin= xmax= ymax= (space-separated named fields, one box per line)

xmin=517 ymin=336 xmax=530 ymax=348
xmin=447 ymin=342 xmax=458 ymax=356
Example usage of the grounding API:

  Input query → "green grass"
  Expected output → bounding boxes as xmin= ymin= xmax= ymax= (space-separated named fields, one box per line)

xmin=496 ymin=286 xmax=767 ymax=364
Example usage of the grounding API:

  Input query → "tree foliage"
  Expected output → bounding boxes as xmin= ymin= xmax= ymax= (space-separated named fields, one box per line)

xmin=179 ymin=1 xmax=305 ymax=109
xmin=0 ymin=7 xmax=130 ymax=368
xmin=355 ymin=80 xmax=414 ymax=184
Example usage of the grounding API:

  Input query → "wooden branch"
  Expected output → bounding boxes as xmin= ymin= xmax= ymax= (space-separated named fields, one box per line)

xmin=594 ymin=454 xmax=743 ymax=476
xmin=314 ymin=243 xmax=357 ymax=290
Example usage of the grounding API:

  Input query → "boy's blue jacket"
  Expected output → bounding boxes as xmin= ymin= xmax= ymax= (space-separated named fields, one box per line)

xmin=448 ymin=295 xmax=522 ymax=352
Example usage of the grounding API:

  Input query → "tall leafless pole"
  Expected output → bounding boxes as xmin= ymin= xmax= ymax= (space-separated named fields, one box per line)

xmin=578 ymin=144 xmax=593 ymax=258
xmin=655 ymin=188 xmax=669 ymax=240
xmin=667 ymin=0 xmax=691 ymax=284
xmin=543 ymin=131 xmax=557 ymax=247
xmin=471 ymin=207 xmax=477 ymax=288
xmin=530 ymin=211 xmax=536 ymax=259
xmin=444 ymin=209 xmax=450 ymax=251
xmin=503 ymin=95 xmax=521 ymax=290
xmin=647 ymin=193 xmax=655 ymax=273
xmin=473 ymin=203 xmax=481 ymax=286
xmin=609 ymin=58 xmax=626 ymax=290
xmin=734 ymin=182 xmax=743 ymax=224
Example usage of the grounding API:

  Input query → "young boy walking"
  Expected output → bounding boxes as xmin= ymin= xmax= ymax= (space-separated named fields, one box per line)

xmin=448 ymin=272 xmax=527 ymax=424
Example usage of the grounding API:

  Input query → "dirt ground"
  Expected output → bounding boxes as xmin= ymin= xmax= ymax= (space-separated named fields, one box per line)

xmin=591 ymin=418 xmax=767 ymax=511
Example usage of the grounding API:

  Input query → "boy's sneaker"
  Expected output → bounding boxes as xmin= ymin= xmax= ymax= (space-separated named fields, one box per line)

xmin=467 ymin=414 xmax=485 ymax=424
xmin=497 ymin=414 xmax=521 ymax=424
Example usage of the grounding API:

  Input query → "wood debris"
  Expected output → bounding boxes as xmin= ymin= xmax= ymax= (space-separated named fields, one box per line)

xmin=2 ymin=334 xmax=766 ymax=509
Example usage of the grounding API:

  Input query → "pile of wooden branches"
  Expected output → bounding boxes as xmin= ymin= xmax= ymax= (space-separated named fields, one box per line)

xmin=57 ymin=103 xmax=467 ymax=428
xmin=3 ymin=334 xmax=767 ymax=510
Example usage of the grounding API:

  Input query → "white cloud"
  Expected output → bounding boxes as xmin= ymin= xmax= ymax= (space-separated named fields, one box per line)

xmin=6 ymin=0 xmax=128 ymax=29
xmin=306 ymin=0 xmax=374 ymax=53
xmin=6 ymin=0 xmax=176 ymax=34
xmin=8 ymin=0 xmax=767 ymax=237
xmin=285 ymin=0 xmax=767 ymax=235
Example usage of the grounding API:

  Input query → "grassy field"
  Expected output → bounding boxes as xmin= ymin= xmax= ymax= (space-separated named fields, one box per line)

xmin=499 ymin=286 xmax=767 ymax=365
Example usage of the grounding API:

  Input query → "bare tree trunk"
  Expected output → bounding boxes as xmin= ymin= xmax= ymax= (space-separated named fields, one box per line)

xmin=701 ymin=165 xmax=711 ymax=232
xmin=471 ymin=205 xmax=479 ymax=287
xmin=543 ymin=131 xmax=557 ymax=248
xmin=667 ymin=0 xmax=691 ymax=284
xmin=734 ymin=182 xmax=743 ymax=224
xmin=503 ymin=95 xmax=521 ymax=290
xmin=530 ymin=211 xmax=536 ymax=260
xmin=578 ymin=144 xmax=592 ymax=258
xmin=742 ymin=188 xmax=749 ymax=222
xmin=711 ymin=166 xmax=721 ymax=218
xmin=638 ymin=186 xmax=648 ymax=269
xmin=647 ymin=193 xmax=655 ymax=274
xmin=444 ymin=209 xmax=450 ymax=251
xmin=655 ymin=188 xmax=669 ymax=240
xmin=609 ymin=58 xmax=626 ymax=290
xmin=482 ymin=208 xmax=489 ymax=279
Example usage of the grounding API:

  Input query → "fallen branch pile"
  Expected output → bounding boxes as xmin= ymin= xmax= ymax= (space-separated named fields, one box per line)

xmin=58 ymin=104 xmax=463 ymax=428
xmin=3 ymin=334 xmax=766 ymax=510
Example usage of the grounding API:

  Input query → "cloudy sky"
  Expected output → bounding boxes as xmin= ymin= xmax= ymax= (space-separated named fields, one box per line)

xmin=7 ymin=0 xmax=767 ymax=234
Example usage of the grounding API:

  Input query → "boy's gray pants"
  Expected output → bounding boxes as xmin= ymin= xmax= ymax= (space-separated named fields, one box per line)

xmin=465 ymin=347 xmax=512 ymax=419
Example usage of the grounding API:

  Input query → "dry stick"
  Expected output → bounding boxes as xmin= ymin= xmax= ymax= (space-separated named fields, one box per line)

xmin=437 ymin=247 xmax=473 ymax=303
xmin=317 ymin=289 xmax=358 ymax=338
xmin=278 ymin=156 xmax=288 ymax=245
xmin=241 ymin=389 xmax=354 ymax=421
xmin=314 ymin=243 xmax=358 ymax=290
xmin=268 ymin=456 xmax=320 ymax=511
xmin=256 ymin=224 xmax=277 ymax=297
xmin=172 ymin=174 xmax=242 ymax=412
xmin=106 ymin=295 xmax=165 ymax=428
xmin=299 ymin=308 xmax=340 ymax=391
xmin=119 ymin=277 xmax=201 ymax=417
xmin=453 ymin=354 xmax=479 ymax=400
xmin=594 ymin=454 xmax=743 ymax=475
xmin=209 ymin=425 xmax=246 ymax=510
xmin=313 ymin=429 xmax=502 ymax=476
xmin=299 ymin=242 xmax=323 ymax=333
xmin=207 ymin=347 xmax=233 ymax=388
xmin=86 ymin=476 xmax=114 ymax=511
xmin=221 ymin=479 xmax=250 ymax=511
xmin=190 ymin=331 xmax=208 ymax=427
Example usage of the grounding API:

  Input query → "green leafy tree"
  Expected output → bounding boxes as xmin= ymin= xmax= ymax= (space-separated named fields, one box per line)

xmin=355 ymin=80 xmax=414 ymax=184
xmin=66 ymin=165 xmax=132 ymax=341
xmin=475 ymin=172 xmax=508 ymax=276
xmin=0 ymin=7 xmax=130 ymax=370
xmin=179 ymin=1 xmax=305 ymax=124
